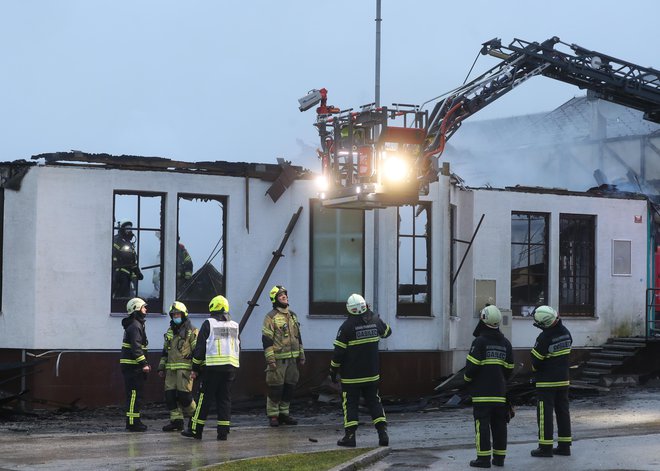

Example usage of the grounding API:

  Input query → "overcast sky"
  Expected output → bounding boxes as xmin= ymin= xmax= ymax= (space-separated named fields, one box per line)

xmin=1 ymin=1 xmax=658 ymax=169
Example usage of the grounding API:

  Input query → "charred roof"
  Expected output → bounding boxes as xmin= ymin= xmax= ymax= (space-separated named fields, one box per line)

xmin=0 ymin=151 xmax=313 ymax=182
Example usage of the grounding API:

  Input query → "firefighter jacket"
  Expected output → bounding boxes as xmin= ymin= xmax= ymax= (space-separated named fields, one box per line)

xmin=158 ymin=319 xmax=198 ymax=371
xmin=261 ymin=307 xmax=304 ymax=363
xmin=463 ymin=322 xmax=514 ymax=404
xmin=113 ymin=234 xmax=141 ymax=278
xmin=120 ymin=313 xmax=149 ymax=368
xmin=531 ymin=319 xmax=572 ymax=388
xmin=192 ymin=314 xmax=240 ymax=372
xmin=330 ymin=310 xmax=392 ymax=385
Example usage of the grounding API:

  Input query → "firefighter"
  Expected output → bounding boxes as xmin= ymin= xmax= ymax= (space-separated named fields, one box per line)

xmin=158 ymin=301 xmax=198 ymax=432
xmin=464 ymin=305 xmax=514 ymax=468
xmin=120 ymin=297 xmax=150 ymax=432
xmin=176 ymin=241 xmax=193 ymax=294
xmin=530 ymin=305 xmax=573 ymax=458
xmin=112 ymin=221 xmax=143 ymax=298
xmin=262 ymin=285 xmax=305 ymax=426
xmin=330 ymin=294 xmax=392 ymax=448
xmin=181 ymin=295 xmax=239 ymax=440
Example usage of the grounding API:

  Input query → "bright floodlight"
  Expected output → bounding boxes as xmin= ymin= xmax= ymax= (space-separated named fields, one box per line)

xmin=315 ymin=175 xmax=329 ymax=191
xmin=383 ymin=155 xmax=409 ymax=182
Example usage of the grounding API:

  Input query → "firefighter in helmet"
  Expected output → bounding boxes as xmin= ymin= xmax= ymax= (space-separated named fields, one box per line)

xmin=112 ymin=221 xmax=143 ymax=298
xmin=530 ymin=305 xmax=573 ymax=458
xmin=262 ymin=285 xmax=305 ymax=427
xmin=176 ymin=241 xmax=193 ymax=295
xmin=120 ymin=297 xmax=150 ymax=432
xmin=330 ymin=294 xmax=392 ymax=448
xmin=464 ymin=305 xmax=514 ymax=468
xmin=158 ymin=301 xmax=198 ymax=432
xmin=182 ymin=295 xmax=240 ymax=440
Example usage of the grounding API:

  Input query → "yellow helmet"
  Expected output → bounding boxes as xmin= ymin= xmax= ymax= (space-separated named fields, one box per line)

xmin=269 ymin=285 xmax=287 ymax=304
xmin=169 ymin=301 xmax=188 ymax=319
xmin=209 ymin=295 xmax=229 ymax=314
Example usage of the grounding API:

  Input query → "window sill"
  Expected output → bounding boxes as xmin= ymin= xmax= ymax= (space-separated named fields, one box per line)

xmin=307 ymin=314 xmax=347 ymax=319
xmin=109 ymin=312 xmax=168 ymax=318
xmin=395 ymin=315 xmax=436 ymax=319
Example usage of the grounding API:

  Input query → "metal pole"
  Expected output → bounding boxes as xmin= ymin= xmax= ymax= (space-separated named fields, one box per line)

xmin=375 ymin=0 xmax=381 ymax=108
xmin=373 ymin=0 xmax=382 ymax=313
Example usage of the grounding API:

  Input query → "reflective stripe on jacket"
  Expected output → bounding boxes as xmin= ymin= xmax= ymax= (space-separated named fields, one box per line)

xmin=262 ymin=307 xmax=304 ymax=362
xmin=531 ymin=319 xmax=572 ymax=388
xmin=158 ymin=320 xmax=198 ymax=371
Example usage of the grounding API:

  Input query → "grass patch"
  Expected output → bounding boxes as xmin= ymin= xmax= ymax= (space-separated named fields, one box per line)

xmin=204 ymin=448 xmax=373 ymax=471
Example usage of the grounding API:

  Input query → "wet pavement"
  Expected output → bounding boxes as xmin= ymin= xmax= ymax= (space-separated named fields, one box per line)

xmin=1 ymin=388 xmax=659 ymax=470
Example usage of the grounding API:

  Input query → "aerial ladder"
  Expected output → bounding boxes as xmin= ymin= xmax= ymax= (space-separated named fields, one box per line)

xmin=301 ymin=36 xmax=660 ymax=209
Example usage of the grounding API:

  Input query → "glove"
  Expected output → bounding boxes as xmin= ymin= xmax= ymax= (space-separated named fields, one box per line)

xmin=329 ymin=368 xmax=338 ymax=384
xmin=137 ymin=271 xmax=144 ymax=281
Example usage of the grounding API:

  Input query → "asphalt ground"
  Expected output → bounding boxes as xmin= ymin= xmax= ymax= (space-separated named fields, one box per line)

xmin=0 ymin=387 xmax=659 ymax=470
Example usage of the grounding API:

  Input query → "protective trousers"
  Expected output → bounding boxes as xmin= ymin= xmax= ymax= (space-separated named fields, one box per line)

xmin=266 ymin=358 xmax=299 ymax=417
xmin=113 ymin=270 xmax=133 ymax=298
xmin=190 ymin=369 xmax=235 ymax=434
xmin=473 ymin=404 xmax=508 ymax=458
xmin=122 ymin=367 xmax=144 ymax=425
xmin=536 ymin=387 xmax=571 ymax=447
xmin=341 ymin=382 xmax=386 ymax=430
xmin=164 ymin=369 xmax=196 ymax=421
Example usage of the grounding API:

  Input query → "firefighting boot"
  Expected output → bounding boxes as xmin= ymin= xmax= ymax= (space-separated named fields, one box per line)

xmin=530 ymin=445 xmax=553 ymax=457
xmin=181 ymin=421 xmax=203 ymax=440
xmin=268 ymin=416 xmax=279 ymax=427
xmin=278 ymin=414 xmax=298 ymax=425
xmin=492 ymin=456 xmax=505 ymax=467
xmin=469 ymin=457 xmax=491 ymax=468
xmin=375 ymin=422 xmax=389 ymax=446
xmin=553 ymin=444 xmax=571 ymax=456
xmin=162 ymin=419 xmax=184 ymax=432
xmin=217 ymin=425 xmax=229 ymax=441
xmin=337 ymin=427 xmax=357 ymax=447
xmin=126 ymin=418 xmax=147 ymax=432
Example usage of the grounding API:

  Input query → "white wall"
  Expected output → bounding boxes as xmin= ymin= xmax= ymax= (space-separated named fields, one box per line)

xmin=0 ymin=165 xmax=452 ymax=353
xmin=467 ymin=189 xmax=648 ymax=349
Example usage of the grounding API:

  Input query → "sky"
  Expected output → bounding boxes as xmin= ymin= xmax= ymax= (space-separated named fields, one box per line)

xmin=1 ymin=1 xmax=659 ymax=171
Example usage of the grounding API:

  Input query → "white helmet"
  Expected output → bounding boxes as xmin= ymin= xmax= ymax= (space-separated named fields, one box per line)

xmin=533 ymin=305 xmax=558 ymax=329
xmin=480 ymin=305 xmax=502 ymax=329
xmin=346 ymin=293 xmax=367 ymax=315
xmin=126 ymin=297 xmax=147 ymax=314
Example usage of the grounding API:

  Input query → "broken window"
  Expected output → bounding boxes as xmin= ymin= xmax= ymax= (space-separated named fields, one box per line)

xmin=559 ymin=214 xmax=595 ymax=316
xmin=112 ymin=192 xmax=164 ymax=313
xmin=310 ymin=199 xmax=364 ymax=315
xmin=397 ymin=203 xmax=431 ymax=316
xmin=176 ymin=194 xmax=226 ymax=314
xmin=511 ymin=212 xmax=549 ymax=317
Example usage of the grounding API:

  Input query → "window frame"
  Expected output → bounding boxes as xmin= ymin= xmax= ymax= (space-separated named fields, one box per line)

xmin=308 ymin=199 xmax=365 ymax=316
xmin=559 ymin=213 xmax=596 ymax=317
xmin=176 ymin=193 xmax=228 ymax=315
xmin=396 ymin=202 xmax=432 ymax=317
xmin=510 ymin=211 xmax=549 ymax=317
xmin=111 ymin=190 xmax=166 ymax=314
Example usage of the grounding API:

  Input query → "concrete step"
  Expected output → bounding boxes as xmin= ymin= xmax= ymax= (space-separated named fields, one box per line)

xmin=610 ymin=337 xmax=647 ymax=344
xmin=582 ymin=368 xmax=611 ymax=377
xmin=597 ymin=348 xmax=636 ymax=357
xmin=585 ymin=360 xmax=623 ymax=369
xmin=591 ymin=352 xmax=629 ymax=361
xmin=606 ymin=343 xmax=642 ymax=351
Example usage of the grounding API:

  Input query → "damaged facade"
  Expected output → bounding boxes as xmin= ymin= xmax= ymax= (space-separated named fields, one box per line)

xmin=1 ymin=97 xmax=659 ymax=408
